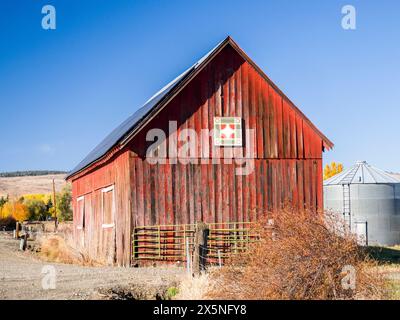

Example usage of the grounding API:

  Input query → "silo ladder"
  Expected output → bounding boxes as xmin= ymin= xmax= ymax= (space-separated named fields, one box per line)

xmin=342 ymin=184 xmax=351 ymax=229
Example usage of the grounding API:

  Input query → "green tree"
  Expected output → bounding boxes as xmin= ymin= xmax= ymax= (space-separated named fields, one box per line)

xmin=0 ymin=196 xmax=8 ymax=208
xmin=0 ymin=196 xmax=9 ymax=219
xmin=57 ymin=185 xmax=72 ymax=221
xmin=46 ymin=197 xmax=53 ymax=214
xmin=24 ymin=199 xmax=50 ymax=221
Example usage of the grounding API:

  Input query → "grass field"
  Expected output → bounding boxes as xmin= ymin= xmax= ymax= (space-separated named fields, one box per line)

xmin=0 ymin=174 xmax=67 ymax=198
xmin=366 ymin=245 xmax=400 ymax=299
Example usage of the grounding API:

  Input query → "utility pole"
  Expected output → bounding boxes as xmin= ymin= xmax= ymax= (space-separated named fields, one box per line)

xmin=52 ymin=179 xmax=58 ymax=232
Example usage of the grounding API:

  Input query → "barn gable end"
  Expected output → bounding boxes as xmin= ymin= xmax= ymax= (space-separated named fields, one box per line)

xmin=67 ymin=36 xmax=332 ymax=181
xmin=68 ymin=37 xmax=332 ymax=266
xmin=127 ymin=42 xmax=328 ymax=227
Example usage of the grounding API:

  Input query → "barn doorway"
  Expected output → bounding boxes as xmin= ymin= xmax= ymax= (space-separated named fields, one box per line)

xmin=101 ymin=185 xmax=116 ymax=265
xmin=76 ymin=196 xmax=85 ymax=248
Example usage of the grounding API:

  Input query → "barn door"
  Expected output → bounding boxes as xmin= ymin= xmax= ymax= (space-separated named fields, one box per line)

xmin=76 ymin=196 xmax=85 ymax=248
xmin=101 ymin=185 xmax=116 ymax=265
xmin=84 ymin=193 xmax=92 ymax=255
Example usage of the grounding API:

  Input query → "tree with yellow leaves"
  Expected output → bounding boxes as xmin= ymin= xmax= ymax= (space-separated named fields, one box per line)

xmin=0 ymin=202 xmax=11 ymax=219
xmin=1 ymin=201 xmax=30 ymax=221
xmin=324 ymin=162 xmax=344 ymax=180
xmin=0 ymin=196 xmax=8 ymax=219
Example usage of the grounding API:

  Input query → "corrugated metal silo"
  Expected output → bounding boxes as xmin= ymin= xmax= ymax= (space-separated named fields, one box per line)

xmin=324 ymin=161 xmax=400 ymax=246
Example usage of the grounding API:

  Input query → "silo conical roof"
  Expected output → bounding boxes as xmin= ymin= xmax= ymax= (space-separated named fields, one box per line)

xmin=324 ymin=161 xmax=400 ymax=185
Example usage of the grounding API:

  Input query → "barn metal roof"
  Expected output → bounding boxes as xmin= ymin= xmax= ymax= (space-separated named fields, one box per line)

xmin=67 ymin=36 xmax=333 ymax=180
xmin=324 ymin=161 xmax=400 ymax=185
xmin=66 ymin=40 xmax=224 ymax=179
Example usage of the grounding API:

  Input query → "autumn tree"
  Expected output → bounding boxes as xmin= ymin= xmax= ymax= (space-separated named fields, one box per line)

xmin=18 ymin=194 xmax=52 ymax=221
xmin=2 ymin=201 xmax=30 ymax=221
xmin=0 ymin=187 xmax=72 ymax=222
xmin=13 ymin=203 xmax=30 ymax=221
xmin=1 ymin=202 xmax=13 ymax=219
xmin=25 ymin=198 xmax=50 ymax=221
xmin=0 ymin=196 xmax=8 ymax=208
xmin=324 ymin=162 xmax=344 ymax=180
xmin=0 ymin=196 xmax=8 ymax=218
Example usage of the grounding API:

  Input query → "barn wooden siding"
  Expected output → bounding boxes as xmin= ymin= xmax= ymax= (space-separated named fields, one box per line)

xmin=127 ymin=44 xmax=324 ymax=227
xmin=130 ymin=158 xmax=322 ymax=227
xmin=71 ymin=151 xmax=132 ymax=266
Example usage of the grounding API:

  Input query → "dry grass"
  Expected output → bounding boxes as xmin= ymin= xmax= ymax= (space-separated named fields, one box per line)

xmin=205 ymin=207 xmax=388 ymax=300
xmin=387 ymin=280 xmax=400 ymax=300
xmin=175 ymin=273 xmax=212 ymax=300
xmin=368 ymin=246 xmax=400 ymax=300
xmin=0 ymin=174 xmax=67 ymax=198
xmin=38 ymin=234 xmax=102 ymax=267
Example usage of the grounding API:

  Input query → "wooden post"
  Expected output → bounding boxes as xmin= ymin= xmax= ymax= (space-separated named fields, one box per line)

xmin=193 ymin=222 xmax=209 ymax=275
xmin=233 ymin=222 xmax=237 ymax=253
xmin=15 ymin=222 xmax=19 ymax=239
xmin=158 ymin=225 xmax=161 ymax=259
xmin=19 ymin=234 xmax=27 ymax=251
xmin=52 ymin=179 xmax=58 ymax=232
xmin=186 ymin=237 xmax=191 ymax=276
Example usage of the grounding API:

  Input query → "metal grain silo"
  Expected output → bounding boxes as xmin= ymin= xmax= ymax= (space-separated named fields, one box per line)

xmin=324 ymin=161 xmax=400 ymax=246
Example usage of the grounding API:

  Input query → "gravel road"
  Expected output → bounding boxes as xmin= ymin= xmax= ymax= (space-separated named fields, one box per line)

xmin=0 ymin=232 xmax=184 ymax=300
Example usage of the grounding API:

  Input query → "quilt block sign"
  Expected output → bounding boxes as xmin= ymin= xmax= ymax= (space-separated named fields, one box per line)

xmin=213 ymin=117 xmax=242 ymax=147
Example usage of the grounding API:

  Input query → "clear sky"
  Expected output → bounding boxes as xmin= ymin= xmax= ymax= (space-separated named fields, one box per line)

xmin=1 ymin=0 xmax=399 ymax=173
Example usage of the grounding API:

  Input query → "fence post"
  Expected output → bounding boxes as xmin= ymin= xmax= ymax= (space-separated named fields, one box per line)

xmin=15 ymin=222 xmax=19 ymax=239
xmin=233 ymin=222 xmax=237 ymax=253
xmin=19 ymin=234 xmax=27 ymax=251
xmin=186 ymin=237 xmax=191 ymax=276
xmin=158 ymin=225 xmax=161 ymax=259
xmin=193 ymin=222 xmax=209 ymax=275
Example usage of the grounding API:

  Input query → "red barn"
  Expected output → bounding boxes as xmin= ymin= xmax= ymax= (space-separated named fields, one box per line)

xmin=66 ymin=37 xmax=333 ymax=266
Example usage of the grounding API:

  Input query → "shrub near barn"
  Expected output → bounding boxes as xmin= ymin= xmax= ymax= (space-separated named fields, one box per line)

xmin=205 ymin=208 xmax=387 ymax=300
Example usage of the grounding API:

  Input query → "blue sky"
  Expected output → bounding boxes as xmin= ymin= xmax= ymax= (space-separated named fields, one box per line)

xmin=1 ymin=0 xmax=399 ymax=173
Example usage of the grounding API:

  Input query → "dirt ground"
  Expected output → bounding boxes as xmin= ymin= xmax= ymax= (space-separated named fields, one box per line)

xmin=0 ymin=232 xmax=184 ymax=300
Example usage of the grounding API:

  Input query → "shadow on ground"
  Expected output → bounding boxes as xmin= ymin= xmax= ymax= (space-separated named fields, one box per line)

xmin=366 ymin=246 xmax=400 ymax=264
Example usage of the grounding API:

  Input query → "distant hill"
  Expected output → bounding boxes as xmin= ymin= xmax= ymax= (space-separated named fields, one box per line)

xmin=0 ymin=173 xmax=68 ymax=198
xmin=0 ymin=170 xmax=67 ymax=178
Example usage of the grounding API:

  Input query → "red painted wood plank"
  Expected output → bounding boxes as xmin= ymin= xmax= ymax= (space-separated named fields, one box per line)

xmin=249 ymin=66 xmax=257 ymax=159
xmin=276 ymin=94 xmax=284 ymax=158
xmin=236 ymin=165 xmax=243 ymax=223
xmin=282 ymin=100 xmax=290 ymax=158
xmin=256 ymin=73 xmax=264 ymax=158
xmin=208 ymin=164 xmax=215 ymax=223
xmin=165 ymin=164 xmax=173 ymax=224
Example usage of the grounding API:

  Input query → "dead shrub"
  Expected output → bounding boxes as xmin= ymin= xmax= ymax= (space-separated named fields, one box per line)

xmin=206 ymin=207 xmax=388 ymax=300
xmin=175 ymin=273 xmax=212 ymax=300
xmin=39 ymin=234 xmax=102 ymax=266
